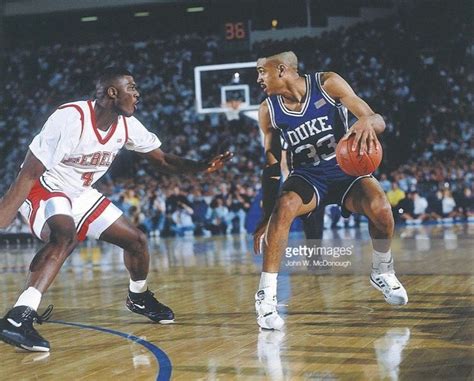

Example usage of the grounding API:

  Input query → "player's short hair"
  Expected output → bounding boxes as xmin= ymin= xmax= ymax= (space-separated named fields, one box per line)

xmin=97 ymin=67 xmax=133 ymax=85
xmin=96 ymin=67 xmax=133 ymax=98
xmin=262 ymin=51 xmax=298 ymax=70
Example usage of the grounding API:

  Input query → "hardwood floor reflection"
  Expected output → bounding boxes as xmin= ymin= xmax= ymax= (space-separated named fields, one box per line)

xmin=0 ymin=224 xmax=472 ymax=380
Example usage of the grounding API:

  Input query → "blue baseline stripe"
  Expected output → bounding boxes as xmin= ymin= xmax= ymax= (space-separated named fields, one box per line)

xmin=48 ymin=320 xmax=172 ymax=381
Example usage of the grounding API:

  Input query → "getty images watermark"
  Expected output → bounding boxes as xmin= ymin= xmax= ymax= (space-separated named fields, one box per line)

xmin=285 ymin=244 xmax=353 ymax=268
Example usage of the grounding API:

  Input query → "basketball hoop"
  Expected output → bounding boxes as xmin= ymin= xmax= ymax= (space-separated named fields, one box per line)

xmin=194 ymin=61 xmax=259 ymax=114
xmin=223 ymin=100 xmax=242 ymax=121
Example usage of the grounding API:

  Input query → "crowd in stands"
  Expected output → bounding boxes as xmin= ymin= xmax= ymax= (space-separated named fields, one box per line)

xmin=95 ymin=175 xmax=256 ymax=237
xmin=383 ymin=159 xmax=473 ymax=224
xmin=0 ymin=2 xmax=472 ymax=236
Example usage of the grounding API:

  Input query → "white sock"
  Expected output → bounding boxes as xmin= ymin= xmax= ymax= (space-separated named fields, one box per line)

xmin=373 ymin=249 xmax=392 ymax=268
xmin=129 ymin=279 xmax=147 ymax=293
xmin=14 ymin=287 xmax=42 ymax=311
xmin=259 ymin=272 xmax=278 ymax=296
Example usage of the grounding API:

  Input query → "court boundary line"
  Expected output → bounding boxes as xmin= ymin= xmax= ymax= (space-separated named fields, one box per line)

xmin=48 ymin=320 xmax=172 ymax=381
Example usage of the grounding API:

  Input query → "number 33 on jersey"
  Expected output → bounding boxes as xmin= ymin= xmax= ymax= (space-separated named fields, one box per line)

xmin=266 ymin=73 xmax=349 ymax=169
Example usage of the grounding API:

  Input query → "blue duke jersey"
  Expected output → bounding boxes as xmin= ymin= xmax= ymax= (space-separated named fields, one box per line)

xmin=266 ymin=73 xmax=371 ymax=211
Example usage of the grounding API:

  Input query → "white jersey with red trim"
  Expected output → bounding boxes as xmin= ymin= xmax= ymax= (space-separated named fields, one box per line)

xmin=29 ymin=100 xmax=161 ymax=198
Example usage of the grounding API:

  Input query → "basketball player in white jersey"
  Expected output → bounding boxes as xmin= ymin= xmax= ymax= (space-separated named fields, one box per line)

xmin=0 ymin=67 xmax=232 ymax=352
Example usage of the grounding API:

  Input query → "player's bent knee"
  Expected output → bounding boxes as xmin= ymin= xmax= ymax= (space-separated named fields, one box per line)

xmin=369 ymin=196 xmax=390 ymax=215
xmin=46 ymin=214 xmax=77 ymax=249
xmin=274 ymin=194 xmax=301 ymax=223
xmin=126 ymin=229 xmax=148 ymax=255
xmin=136 ymin=230 xmax=148 ymax=252
xmin=371 ymin=202 xmax=394 ymax=233
xmin=48 ymin=229 xmax=78 ymax=256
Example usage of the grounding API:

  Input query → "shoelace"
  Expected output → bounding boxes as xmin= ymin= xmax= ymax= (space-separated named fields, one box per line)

xmin=15 ymin=304 xmax=52 ymax=324
xmin=36 ymin=305 xmax=54 ymax=324
xmin=256 ymin=293 xmax=278 ymax=313
xmin=12 ymin=305 xmax=53 ymax=334
xmin=380 ymin=274 xmax=401 ymax=290
xmin=131 ymin=290 xmax=163 ymax=308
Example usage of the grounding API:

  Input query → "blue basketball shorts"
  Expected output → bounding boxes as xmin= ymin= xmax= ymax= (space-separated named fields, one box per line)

xmin=284 ymin=164 xmax=373 ymax=217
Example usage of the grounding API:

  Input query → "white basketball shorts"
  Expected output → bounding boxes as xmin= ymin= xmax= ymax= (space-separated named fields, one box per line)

xmin=19 ymin=180 xmax=122 ymax=242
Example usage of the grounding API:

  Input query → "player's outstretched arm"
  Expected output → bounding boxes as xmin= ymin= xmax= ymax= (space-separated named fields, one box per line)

xmin=253 ymin=101 xmax=282 ymax=254
xmin=322 ymin=72 xmax=385 ymax=155
xmin=141 ymin=149 xmax=233 ymax=175
xmin=0 ymin=151 xmax=45 ymax=228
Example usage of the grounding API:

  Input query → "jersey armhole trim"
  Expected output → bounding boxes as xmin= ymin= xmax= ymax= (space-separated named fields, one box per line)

xmin=337 ymin=106 xmax=349 ymax=132
xmin=266 ymin=98 xmax=280 ymax=130
xmin=57 ymin=104 xmax=85 ymax=138
xmin=315 ymin=73 xmax=341 ymax=107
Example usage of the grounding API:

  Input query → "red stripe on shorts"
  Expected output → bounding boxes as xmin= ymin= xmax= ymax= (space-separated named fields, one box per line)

xmin=27 ymin=180 xmax=71 ymax=239
xmin=76 ymin=198 xmax=111 ymax=241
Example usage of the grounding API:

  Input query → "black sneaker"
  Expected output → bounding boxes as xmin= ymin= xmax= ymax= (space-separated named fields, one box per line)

xmin=0 ymin=305 xmax=53 ymax=352
xmin=126 ymin=289 xmax=174 ymax=324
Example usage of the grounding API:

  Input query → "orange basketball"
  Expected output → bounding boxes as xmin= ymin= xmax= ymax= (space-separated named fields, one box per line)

xmin=335 ymin=135 xmax=383 ymax=176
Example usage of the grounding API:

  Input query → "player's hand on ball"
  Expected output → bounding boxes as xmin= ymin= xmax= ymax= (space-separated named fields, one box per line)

xmin=341 ymin=121 xmax=378 ymax=156
xmin=206 ymin=151 xmax=233 ymax=173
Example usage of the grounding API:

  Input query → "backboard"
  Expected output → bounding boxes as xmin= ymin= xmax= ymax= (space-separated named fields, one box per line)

xmin=194 ymin=61 xmax=260 ymax=115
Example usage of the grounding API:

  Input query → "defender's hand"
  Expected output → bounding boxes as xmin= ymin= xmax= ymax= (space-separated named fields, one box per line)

xmin=253 ymin=220 xmax=268 ymax=255
xmin=206 ymin=151 xmax=233 ymax=173
xmin=341 ymin=119 xmax=378 ymax=156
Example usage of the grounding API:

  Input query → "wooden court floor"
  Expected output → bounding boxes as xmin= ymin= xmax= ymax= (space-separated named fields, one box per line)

xmin=0 ymin=224 xmax=472 ymax=380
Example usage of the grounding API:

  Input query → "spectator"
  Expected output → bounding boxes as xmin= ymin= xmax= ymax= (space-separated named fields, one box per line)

xmin=171 ymin=202 xmax=195 ymax=237
xmin=413 ymin=191 xmax=429 ymax=222
xmin=441 ymin=189 xmax=458 ymax=218
xmin=427 ymin=190 xmax=444 ymax=220
xmin=124 ymin=189 xmax=140 ymax=210
xmin=114 ymin=195 xmax=130 ymax=215
xmin=142 ymin=189 xmax=166 ymax=237
xmin=206 ymin=198 xmax=229 ymax=235
xmin=379 ymin=173 xmax=391 ymax=193
xmin=128 ymin=205 xmax=147 ymax=234
xmin=190 ymin=189 xmax=210 ymax=236
xmin=166 ymin=186 xmax=192 ymax=214
xmin=226 ymin=185 xmax=250 ymax=234
xmin=387 ymin=182 xmax=406 ymax=210
xmin=399 ymin=191 xmax=429 ymax=223
xmin=454 ymin=187 xmax=474 ymax=219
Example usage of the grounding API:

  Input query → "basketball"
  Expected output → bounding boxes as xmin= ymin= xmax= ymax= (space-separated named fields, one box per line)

xmin=336 ymin=135 xmax=383 ymax=176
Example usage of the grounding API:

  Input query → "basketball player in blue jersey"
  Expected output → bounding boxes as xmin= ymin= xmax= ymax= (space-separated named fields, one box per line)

xmin=253 ymin=51 xmax=407 ymax=330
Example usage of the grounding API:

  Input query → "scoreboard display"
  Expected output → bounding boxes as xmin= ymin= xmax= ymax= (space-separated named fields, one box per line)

xmin=222 ymin=21 xmax=250 ymax=51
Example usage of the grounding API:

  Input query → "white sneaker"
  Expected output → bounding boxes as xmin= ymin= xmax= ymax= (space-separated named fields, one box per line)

xmin=370 ymin=259 xmax=408 ymax=305
xmin=255 ymin=289 xmax=285 ymax=330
